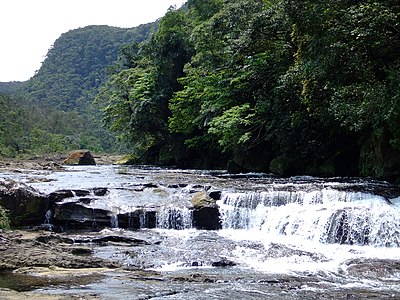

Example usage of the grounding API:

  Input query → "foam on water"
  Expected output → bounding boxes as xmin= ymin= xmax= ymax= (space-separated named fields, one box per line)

xmin=218 ymin=189 xmax=400 ymax=247
xmin=214 ymin=187 xmax=400 ymax=281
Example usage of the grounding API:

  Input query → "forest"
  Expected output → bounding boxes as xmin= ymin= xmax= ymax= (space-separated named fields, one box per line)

xmin=0 ymin=23 xmax=156 ymax=156
xmin=1 ymin=0 xmax=400 ymax=181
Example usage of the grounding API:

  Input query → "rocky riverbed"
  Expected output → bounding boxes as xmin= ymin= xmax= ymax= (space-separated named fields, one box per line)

xmin=1 ymin=157 xmax=400 ymax=299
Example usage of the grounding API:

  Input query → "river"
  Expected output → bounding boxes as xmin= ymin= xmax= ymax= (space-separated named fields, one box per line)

xmin=1 ymin=164 xmax=400 ymax=299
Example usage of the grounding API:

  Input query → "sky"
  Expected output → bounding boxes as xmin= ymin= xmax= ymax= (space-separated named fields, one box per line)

xmin=0 ymin=0 xmax=187 ymax=82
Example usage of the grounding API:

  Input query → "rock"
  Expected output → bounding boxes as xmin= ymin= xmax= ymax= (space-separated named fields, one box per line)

xmin=117 ymin=210 xmax=157 ymax=229
xmin=269 ymin=156 xmax=294 ymax=177
xmin=35 ymin=234 xmax=75 ymax=244
xmin=78 ymin=198 xmax=93 ymax=204
xmin=93 ymin=188 xmax=109 ymax=196
xmin=63 ymin=150 xmax=96 ymax=165
xmin=48 ymin=188 xmax=109 ymax=202
xmin=0 ymin=180 xmax=50 ymax=227
xmin=52 ymin=202 xmax=111 ymax=231
xmin=143 ymin=183 xmax=159 ymax=188
xmin=73 ymin=235 xmax=151 ymax=246
xmin=359 ymin=131 xmax=400 ymax=182
xmin=211 ymin=259 xmax=236 ymax=267
xmin=47 ymin=190 xmax=75 ymax=202
xmin=74 ymin=190 xmax=91 ymax=197
xmin=191 ymin=192 xmax=216 ymax=209
xmin=0 ymin=230 xmax=120 ymax=271
xmin=324 ymin=209 xmax=371 ymax=246
xmin=191 ymin=192 xmax=221 ymax=230
xmin=208 ymin=190 xmax=222 ymax=201
xmin=346 ymin=258 xmax=400 ymax=279
xmin=192 ymin=207 xmax=222 ymax=230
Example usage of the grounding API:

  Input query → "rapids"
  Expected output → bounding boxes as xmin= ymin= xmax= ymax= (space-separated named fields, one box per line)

xmin=1 ymin=164 xmax=400 ymax=299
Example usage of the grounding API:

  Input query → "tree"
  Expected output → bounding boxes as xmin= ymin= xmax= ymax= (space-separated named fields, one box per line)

xmin=97 ymin=7 xmax=193 ymax=162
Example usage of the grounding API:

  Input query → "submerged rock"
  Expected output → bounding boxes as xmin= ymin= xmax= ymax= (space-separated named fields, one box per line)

xmin=211 ymin=259 xmax=237 ymax=267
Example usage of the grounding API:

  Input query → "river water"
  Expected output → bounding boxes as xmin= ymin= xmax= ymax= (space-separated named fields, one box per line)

xmin=2 ymin=165 xmax=400 ymax=299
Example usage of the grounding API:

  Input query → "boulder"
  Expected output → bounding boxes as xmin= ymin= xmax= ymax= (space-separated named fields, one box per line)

xmin=52 ymin=202 xmax=111 ymax=231
xmin=211 ymin=259 xmax=237 ymax=267
xmin=192 ymin=207 xmax=222 ymax=230
xmin=63 ymin=150 xmax=96 ymax=165
xmin=359 ymin=131 xmax=400 ymax=182
xmin=191 ymin=192 xmax=221 ymax=230
xmin=208 ymin=190 xmax=222 ymax=201
xmin=0 ymin=180 xmax=50 ymax=227
xmin=191 ymin=192 xmax=216 ymax=209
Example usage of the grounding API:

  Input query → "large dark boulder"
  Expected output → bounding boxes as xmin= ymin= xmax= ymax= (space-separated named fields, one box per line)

xmin=52 ymin=202 xmax=111 ymax=231
xmin=0 ymin=180 xmax=50 ymax=226
xmin=64 ymin=150 xmax=96 ymax=165
xmin=190 ymin=192 xmax=221 ymax=230
xmin=192 ymin=207 xmax=221 ymax=230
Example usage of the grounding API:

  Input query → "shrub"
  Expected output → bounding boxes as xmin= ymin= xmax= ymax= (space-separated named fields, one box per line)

xmin=0 ymin=205 xmax=10 ymax=230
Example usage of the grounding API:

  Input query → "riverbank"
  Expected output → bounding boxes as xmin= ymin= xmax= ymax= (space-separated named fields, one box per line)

xmin=0 ymin=153 xmax=124 ymax=170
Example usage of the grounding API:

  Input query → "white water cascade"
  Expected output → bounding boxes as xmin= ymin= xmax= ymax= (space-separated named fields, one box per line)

xmin=218 ymin=188 xmax=400 ymax=247
xmin=156 ymin=206 xmax=193 ymax=230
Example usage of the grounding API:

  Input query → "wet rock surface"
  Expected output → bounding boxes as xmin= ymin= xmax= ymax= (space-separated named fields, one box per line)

xmin=0 ymin=180 xmax=50 ymax=227
xmin=0 ymin=230 xmax=119 ymax=271
xmin=1 ymin=160 xmax=400 ymax=299
xmin=0 ymin=228 xmax=399 ymax=300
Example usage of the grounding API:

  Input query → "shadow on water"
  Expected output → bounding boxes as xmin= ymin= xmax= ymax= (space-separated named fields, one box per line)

xmin=0 ymin=271 xmax=53 ymax=292
xmin=0 ymin=270 xmax=105 ymax=293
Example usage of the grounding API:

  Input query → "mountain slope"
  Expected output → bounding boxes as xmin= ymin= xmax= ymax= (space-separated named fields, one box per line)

xmin=23 ymin=23 xmax=156 ymax=111
xmin=0 ymin=81 xmax=26 ymax=94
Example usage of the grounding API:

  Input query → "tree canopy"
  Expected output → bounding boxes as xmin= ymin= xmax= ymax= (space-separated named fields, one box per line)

xmin=97 ymin=0 xmax=400 ymax=180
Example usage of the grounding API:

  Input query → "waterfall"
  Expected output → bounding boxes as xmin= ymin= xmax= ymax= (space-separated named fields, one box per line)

xmin=110 ymin=213 xmax=119 ymax=228
xmin=156 ymin=206 xmax=193 ymax=230
xmin=219 ymin=188 xmax=400 ymax=247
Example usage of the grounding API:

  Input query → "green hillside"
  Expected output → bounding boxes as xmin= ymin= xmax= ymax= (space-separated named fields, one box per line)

xmin=0 ymin=81 xmax=26 ymax=94
xmin=1 ymin=23 xmax=156 ymax=157
xmin=23 ymin=24 xmax=156 ymax=111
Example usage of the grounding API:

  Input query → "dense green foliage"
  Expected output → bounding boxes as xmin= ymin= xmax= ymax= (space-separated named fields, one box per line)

xmin=0 ymin=205 xmax=10 ymax=230
xmin=0 ymin=93 xmax=103 ymax=156
xmin=0 ymin=24 xmax=156 ymax=157
xmin=98 ymin=0 xmax=400 ymax=179
xmin=24 ymin=24 xmax=156 ymax=111
xmin=96 ymin=9 xmax=194 ymax=163
xmin=0 ymin=81 xmax=26 ymax=94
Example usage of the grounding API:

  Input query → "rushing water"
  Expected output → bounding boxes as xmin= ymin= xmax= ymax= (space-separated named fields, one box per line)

xmin=2 ymin=165 xmax=400 ymax=299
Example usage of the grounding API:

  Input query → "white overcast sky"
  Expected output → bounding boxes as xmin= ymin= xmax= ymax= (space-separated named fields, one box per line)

xmin=0 ymin=0 xmax=187 ymax=82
